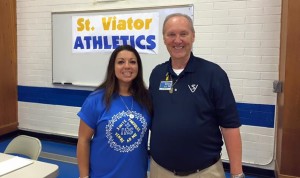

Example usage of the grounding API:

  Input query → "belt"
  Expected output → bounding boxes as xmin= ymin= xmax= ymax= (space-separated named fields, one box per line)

xmin=171 ymin=156 xmax=220 ymax=176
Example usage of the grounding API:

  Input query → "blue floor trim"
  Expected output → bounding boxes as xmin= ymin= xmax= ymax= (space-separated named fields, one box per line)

xmin=18 ymin=85 xmax=275 ymax=128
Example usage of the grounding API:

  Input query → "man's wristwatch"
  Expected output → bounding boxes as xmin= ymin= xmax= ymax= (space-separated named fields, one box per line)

xmin=231 ymin=173 xmax=245 ymax=178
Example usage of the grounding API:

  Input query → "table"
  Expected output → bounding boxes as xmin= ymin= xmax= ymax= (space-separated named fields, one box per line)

xmin=0 ymin=153 xmax=59 ymax=178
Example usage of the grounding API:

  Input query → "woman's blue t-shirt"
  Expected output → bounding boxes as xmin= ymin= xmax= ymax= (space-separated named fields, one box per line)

xmin=78 ymin=89 xmax=151 ymax=178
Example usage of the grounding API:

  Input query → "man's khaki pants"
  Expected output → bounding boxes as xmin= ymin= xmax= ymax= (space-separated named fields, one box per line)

xmin=149 ymin=157 xmax=226 ymax=178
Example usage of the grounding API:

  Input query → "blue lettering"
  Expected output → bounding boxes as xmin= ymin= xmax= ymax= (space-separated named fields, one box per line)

xmin=103 ymin=36 xmax=112 ymax=49
xmin=84 ymin=36 xmax=92 ymax=49
xmin=74 ymin=35 xmax=156 ymax=51
xmin=146 ymin=35 xmax=156 ymax=49
xmin=93 ymin=36 xmax=103 ymax=49
xmin=73 ymin=36 xmax=84 ymax=49
xmin=130 ymin=36 xmax=135 ymax=48
xmin=111 ymin=36 xmax=120 ymax=49
xmin=120 ymin=36 xmax=129 ymax=45
xmin=136 ymin=35 xmax=145 ymax=49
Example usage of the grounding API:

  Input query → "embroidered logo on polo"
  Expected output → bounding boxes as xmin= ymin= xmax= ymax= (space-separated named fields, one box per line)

xmin=106 ymin=110 xmax=147 ymax=153
xmin=188 ymin=84 xmax=198 ymax=93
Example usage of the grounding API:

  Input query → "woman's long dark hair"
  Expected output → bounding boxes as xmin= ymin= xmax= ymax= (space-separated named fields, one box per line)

xmin=95 ymin=45 xmax=152 ymax=115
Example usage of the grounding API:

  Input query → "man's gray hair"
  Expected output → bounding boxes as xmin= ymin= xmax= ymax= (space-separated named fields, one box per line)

xmin=162 ymin=13 xmax=195 ymax=34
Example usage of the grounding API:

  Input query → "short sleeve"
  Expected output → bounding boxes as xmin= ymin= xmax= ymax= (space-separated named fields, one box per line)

xmin=77 ymin=91 xmax=105 ymax=130
xmin=212 ymin=68 xmax=241 ymax=128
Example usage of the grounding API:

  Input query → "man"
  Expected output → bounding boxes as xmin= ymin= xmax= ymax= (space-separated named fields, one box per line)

xmin=149 ymin=13 xmax=244 ymax=178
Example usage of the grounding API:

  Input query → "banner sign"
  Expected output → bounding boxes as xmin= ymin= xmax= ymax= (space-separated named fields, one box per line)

xmin=72 ymin=12 xmax=159 ymax=54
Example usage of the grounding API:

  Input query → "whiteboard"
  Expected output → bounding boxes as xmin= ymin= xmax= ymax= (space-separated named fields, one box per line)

xmin=52 ymin=5 xmax=193 ymax=87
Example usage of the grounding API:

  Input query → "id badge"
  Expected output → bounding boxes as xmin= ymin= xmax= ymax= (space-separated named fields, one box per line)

xmin=159 ymin=81 xmax=172 ymax=90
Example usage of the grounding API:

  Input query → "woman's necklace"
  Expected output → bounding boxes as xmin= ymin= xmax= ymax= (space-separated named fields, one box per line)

xmin=119 ymin=95 xmax=134 ymax=119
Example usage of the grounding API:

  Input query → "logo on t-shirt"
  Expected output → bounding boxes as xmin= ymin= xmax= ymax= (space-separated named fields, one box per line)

xmin=106 ymin=110 xmax=148 ymax=152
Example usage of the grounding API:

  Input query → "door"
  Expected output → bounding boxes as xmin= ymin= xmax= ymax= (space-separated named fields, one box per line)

xmin=0 ymin=0 xmax=18 ymax=135
xmin=276 ymin=0 xmax=300 ymax=177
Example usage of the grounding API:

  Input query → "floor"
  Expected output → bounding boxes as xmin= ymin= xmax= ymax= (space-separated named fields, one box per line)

xmin=0 ymin=135 xmax=264 ymax=178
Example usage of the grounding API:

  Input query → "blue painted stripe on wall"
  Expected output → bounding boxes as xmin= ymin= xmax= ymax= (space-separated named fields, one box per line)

xmin=237 ymin=103 xmax=274 ymax=128
xmin=18 ymin=86 xmax=91 ymax=107
xmin=17 ymin=86 xmax=275 ymax=128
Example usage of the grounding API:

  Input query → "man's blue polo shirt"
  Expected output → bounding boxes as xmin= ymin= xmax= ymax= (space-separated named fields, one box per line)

xmin=149 ymin=53 xmax=241 ymax=172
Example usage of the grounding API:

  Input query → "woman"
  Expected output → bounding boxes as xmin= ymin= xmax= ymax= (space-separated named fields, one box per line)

xmin=77 ymin=45 xmax=152 ymax=178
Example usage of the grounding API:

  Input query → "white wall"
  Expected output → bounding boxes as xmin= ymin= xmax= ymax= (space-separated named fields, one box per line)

xmin=17 ymin=0 xmax=281 ymax=170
